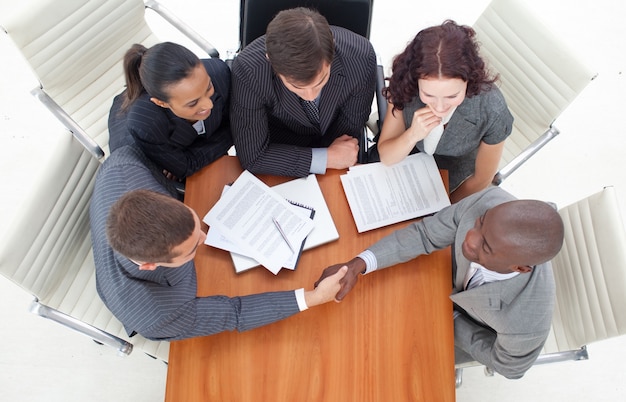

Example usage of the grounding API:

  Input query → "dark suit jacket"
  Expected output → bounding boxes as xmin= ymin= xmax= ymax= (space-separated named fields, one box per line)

xmin=230 ymin=26 xmax=377 ymax=177
xmin=89 ymin=145 xmax=300 ymax=341
xmin=108 ymin=58 xmax=233 ymax=179
xmin=368 ymin=187 xmax=555 ymax=379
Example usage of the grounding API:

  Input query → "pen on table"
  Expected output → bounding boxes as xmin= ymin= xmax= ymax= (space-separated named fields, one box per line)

xmin=272 ymin=216 xmax=296 ymax=253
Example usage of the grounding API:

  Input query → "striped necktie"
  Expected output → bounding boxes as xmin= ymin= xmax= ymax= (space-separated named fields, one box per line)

xmin=300 ymin=99 xmax=320 ymax=127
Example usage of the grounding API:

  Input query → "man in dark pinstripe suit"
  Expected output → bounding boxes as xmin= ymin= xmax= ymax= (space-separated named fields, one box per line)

xmin=230 ymin=8 xmax=377 ymax=177
xmin=89 ymin=145 xmax=346 ymax=341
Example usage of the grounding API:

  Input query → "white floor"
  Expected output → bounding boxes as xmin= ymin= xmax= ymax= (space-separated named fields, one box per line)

xmin=1 ymin=0 xmax=626 ymax=401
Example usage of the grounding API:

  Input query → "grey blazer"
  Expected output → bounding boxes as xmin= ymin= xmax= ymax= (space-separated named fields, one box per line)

xmin=402 ymin=88 xmax=513 ymax=191
xmin=368 ymin=187 xmax=555 ymax=379
xmin=89 ymin=145 xmax=301 ymax=341
xmin=230 ymin=26 xmax=377 ymax=177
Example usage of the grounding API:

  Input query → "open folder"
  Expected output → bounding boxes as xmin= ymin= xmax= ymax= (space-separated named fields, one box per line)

xmin=204 ymin=172 xmax=339 ymax=274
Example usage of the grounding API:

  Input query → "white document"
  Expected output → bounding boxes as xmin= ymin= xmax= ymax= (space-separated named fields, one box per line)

xmin=206 ymin=174 xmax=339 ymax=273
xmin=272 ymin=174 xmax=339 ymax=250
xmin=340 ymin=153 xmax=450 ymax=232
xmin=207 ymin=199 xmax=313 ymax=272
xmin=203 ymin=170 xmax=314 ymax=274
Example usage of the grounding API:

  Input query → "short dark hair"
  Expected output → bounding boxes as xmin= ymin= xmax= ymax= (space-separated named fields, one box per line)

xmin=384 ymin=20 xmax=497 ymax=112
xmin=265 ymin=7 xmax=334 ymax=84
xmin=106 ymin=189 xmax=195 ymax=262
xmin=121 ymin=42 xmax=201 ymax=112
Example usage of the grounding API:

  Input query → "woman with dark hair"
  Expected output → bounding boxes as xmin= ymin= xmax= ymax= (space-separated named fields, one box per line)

xmin=108 ymin=42 xmax=232 ymax=181
xmin=376 ymin=20 xmax=513 ymax=203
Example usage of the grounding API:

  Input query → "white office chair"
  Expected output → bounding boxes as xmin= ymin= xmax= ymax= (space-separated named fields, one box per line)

xmin=0 ymin=0 xmax=218 ymax=363
xmin=0 ymin=0 xmax=218 ymax=160
xmin=456 ymin=186 xmax=626 ymax=387
xmin=538 ymin=186 xmax=626 ymax=362
xmin=473 ymin=0 xmax=597 ymax=185
xmin=0 ymin=128 xmax=169 ymax=362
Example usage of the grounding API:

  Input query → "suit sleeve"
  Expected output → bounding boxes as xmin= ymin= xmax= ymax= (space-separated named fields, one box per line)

xmin=367 ymin=198 xmax=466 ymax=269
xmin=453 ymin=314 xmax=546 ymax=379
xmin=367 ymin=187 xmax=511 ymax=269
xmin=330 ymin=41 xmax=377 ymax=139
xmin=479 ymin=88 xmax=514 ymax=145
xmin=139 ymin=291 xmax=301 ymax=341
xmin=131 ymin=121 xmax=232 ymax=179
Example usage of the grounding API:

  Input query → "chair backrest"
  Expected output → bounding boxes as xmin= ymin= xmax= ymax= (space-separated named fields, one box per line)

xmin=1 ymin=0 xmax=162 ymax=158
xmin=473 ymin=0 xmax=596 ymax=183
xmin=0 ymin=128 xmax=168 ymax=361
xmin=239 ymin=0 xmax=373 ymax=49
xmin=543 ymin=186 xmax=626 ymax=353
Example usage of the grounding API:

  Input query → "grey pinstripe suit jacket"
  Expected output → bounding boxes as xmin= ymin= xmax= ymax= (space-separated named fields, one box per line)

xmin=89 ymin=145 xmax=300 ymax=341
xmin=367 ymin=187 xmax=555 ymax=379
xmin=230 ymin=26 xmax=377 ymax=177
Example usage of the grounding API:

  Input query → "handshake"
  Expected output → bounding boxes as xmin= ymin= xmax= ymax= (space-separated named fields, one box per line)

xmin=309 ymin=257 xmax=367 ymax=305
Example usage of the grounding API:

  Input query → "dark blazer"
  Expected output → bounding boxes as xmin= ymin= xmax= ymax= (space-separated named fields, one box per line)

xmin=230 ymin=26 xmax=377 ymax=177
xmin=89 ymin=145 xmax=301 ymax=341
xmin=368 ymin=187 xmax=555 ymax=379
xmin=108 ymin=58 xmax=233 ymax=179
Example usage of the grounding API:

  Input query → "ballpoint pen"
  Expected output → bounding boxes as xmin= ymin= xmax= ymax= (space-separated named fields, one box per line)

xmin=272 ymin=216 xmax=296 ymax=253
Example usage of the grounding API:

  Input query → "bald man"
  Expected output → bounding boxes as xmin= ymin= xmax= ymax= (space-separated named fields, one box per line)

xmin=315 ymin=186 xmax=564 ymax=379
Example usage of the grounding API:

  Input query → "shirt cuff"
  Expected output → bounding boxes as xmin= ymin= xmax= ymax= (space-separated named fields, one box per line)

xmin=295 ymin=288 xmax=308 ymax=311
xmin=310 ymin=148 xmax=327 ymax=174
xmin=357 ymin=250 xmax=377 ymax=274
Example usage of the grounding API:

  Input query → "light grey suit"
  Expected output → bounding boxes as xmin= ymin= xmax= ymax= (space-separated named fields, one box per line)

xmin=367 ymin=186 xmax=555 ymax=379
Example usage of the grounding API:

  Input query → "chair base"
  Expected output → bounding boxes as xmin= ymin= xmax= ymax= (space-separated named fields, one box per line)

xmin=534 ymin=346 xmax=589 ymax=365
xmin=455 ymin=346 xmax=589 ymax=388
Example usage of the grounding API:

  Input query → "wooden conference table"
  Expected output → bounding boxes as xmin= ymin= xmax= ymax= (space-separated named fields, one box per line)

xmin=166 ymin=156 xmax=454 ymax=402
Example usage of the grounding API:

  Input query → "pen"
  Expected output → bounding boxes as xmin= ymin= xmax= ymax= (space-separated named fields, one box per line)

xmin=272 ymin=216 xmax=296 ymax=253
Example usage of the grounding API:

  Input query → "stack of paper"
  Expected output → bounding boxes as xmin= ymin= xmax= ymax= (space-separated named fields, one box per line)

xmin=204 ymin=171 xmax=339 ymax=274
xmin=340 ymin=153 xmax=451 ymax=232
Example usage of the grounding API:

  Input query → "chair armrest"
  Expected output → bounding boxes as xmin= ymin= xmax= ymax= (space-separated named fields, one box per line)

xmin=358 ymin=127 xmax=370 ymax=164
xmin=30 ymin=87 xmax=105 ymax=160
xmin=492 ymin=126 xmax=560 ymax=185
xmin=366 ymin=64 xmax=388 ymax=139
xmin=29 ymin=300 xmax=133 ymax=357
xmin=533 ymin=346 xmax=589 ymax=365
xmin=375 ymin=64 xmax=387 ymax=135
xmin=144 ymin=0 xmax=220 ymax=58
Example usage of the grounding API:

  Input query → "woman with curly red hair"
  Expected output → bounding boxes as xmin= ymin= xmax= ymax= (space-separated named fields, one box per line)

xmin=375 ymin=20 xmax=513 ymax=203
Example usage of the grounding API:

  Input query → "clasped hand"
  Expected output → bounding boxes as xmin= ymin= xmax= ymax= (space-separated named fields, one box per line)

xmin=326 ymin=134 xmax=359 ymax=170
xmin=314 ymin=257 xmax=366 ymax=301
